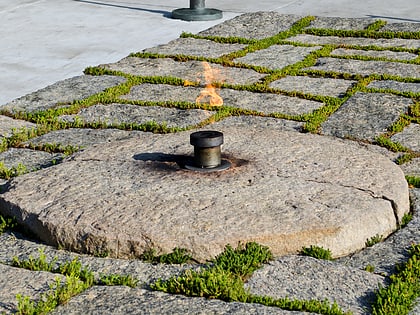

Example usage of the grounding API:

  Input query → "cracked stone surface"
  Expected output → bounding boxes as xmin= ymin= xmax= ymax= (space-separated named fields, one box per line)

xmin=0 ymin=126 xmax=409 ymax=262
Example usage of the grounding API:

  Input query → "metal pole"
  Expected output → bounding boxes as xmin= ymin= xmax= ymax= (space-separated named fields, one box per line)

xmin=172 ymin=0 xmax=222 ymax=21
xmin=190 ymin=0 xmax=205 ymax=10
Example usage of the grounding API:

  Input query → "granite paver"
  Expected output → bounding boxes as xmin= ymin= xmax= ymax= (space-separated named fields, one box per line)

xmin=0 ymin=12 xmax=419 ymax=315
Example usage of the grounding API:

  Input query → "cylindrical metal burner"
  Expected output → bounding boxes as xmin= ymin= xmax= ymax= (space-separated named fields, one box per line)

xmin=190 ymin=130 xmax=223 ymax=168
xmin=172 ymin=0 xmax=223 ymax=21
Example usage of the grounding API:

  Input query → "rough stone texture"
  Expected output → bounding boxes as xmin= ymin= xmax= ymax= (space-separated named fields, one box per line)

xmin=99 ymin=58 xmax=266 ymax=86
xmin=0 ymin=75 xmax=126 ymax=114
xmin=307 ymin=57 xmax=420 ymax=79
xmin=245 ymin=255 xmax=386 ymax=315
xmin=391 ymin=124 xmax=420 ymax=152
xmin=321 ymin=92 xmax=412 ymax=141
xmin=307 ymin=16 xmax=376 ymax=30
xmin=330 ymin=48 xmax=418 ymax=61
xmin=59 ymin=104 xmax=213 ymax=129
xmin=210 ymin=116 xmax=303 ymax=132
xmin=380 ymin=22 xmax=420 ymax=33
xmin=367 ymin=80 xmax=420 ymax=93
xmin=122 ymin=84 xmax=323 ymax=116
xmin=234 ymin=45 xmax=321 ymax=70
xmin=269 ymin=76 xmax=356 ymax=97
xmin=401 ymin=158 xmax=420 ymax=177
xmin=0 ymin=115 xmax=36 ymax=138
xmin=144 ymin=37 xmax=246 ymax=58
xmin=0 ymin=148 xmax=63 ymax=170
xmin=0 ymin=264 xmax=65 ymax=314
xmin=198 ymin=12 xmax=303 ymax=40
xmin=288 ymin=34 xmax=420 ymax=49
xmin=50 ymin=286 xmax=311 ymax=315
xmin=0 ymin=126 xmax=409 ymax=262
xmin=337 ymin=188 xmax=420 ymax=276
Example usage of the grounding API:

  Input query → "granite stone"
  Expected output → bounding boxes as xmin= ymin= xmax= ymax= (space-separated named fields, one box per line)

xmin=307 ymin=16 xmax=376 ymax=30
xmin=391 ymin=123 xmax=420 ymax=152
xmin=367 ymin=80 xmax=420 ymax=93
xmin=0 ymin=115 xmax=36 ymax=138
xmin=330 ymin=48 xmax=418 ymax=61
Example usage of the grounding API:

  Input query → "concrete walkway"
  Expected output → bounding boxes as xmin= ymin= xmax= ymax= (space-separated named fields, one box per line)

xmin=1 ymin=0 xmax=420 ymax=105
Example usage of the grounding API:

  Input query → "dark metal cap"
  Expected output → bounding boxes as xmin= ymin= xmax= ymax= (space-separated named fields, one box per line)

xmin=190 ymin=131 xmax=223 ymax=148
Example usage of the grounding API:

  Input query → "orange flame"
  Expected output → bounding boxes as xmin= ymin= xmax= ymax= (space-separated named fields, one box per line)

xmin=196 ymin=62 xmax=223 ymax=106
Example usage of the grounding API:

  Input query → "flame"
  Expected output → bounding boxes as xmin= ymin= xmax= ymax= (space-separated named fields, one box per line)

xmin=195 ymin=62 xmax=223 ymax=106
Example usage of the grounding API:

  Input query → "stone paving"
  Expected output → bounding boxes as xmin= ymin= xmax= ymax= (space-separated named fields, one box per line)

xmin=0 ymin=12 xmax=419 ymax=315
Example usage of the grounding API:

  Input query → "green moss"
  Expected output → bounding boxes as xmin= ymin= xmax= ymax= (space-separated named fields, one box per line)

xmin=300 ymin=245 xmax=333 ymax=260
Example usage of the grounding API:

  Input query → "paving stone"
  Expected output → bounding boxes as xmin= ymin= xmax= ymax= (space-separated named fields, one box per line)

xmin=26 ymin=128 xmax=146 ymax=149
xmin=288 ymin=34 xmax=420 ymax=49
xmin=269 ymin=76 xmax=356 ymax=97
xmin=59 ymin=104 xmax=213 ymax=129
xmin=337 ymin=188 xmax=420 ymax=276
xmin=144 ymin=37 xmax=247 ymax=58
xmin=380 ymin=22 xmax=420 ymax=33
xmin=121 ymin=83 xmax=323 ymax=116
xmin=100 ymin=57 xmax=266 ymax=86
xmin=50 ymin=286 xmax=311 ymax=315
xmin=321 ymin=92 xmax=412 ymax=141
xmin=0 ymin=75 xmax=126 ymax=114
xmin=198 ymin=12 xmax=303 ymax=40
xmin=0 ymin=115 xmax=36 ymax=138
xmin=234 ymin=45 xmax=321 ymax=70
xmin=210 ymin=116 xmax=303 ymax=132
xmin=400 ymin=158 xmax=420 ymax=177
xmin=330 ymin=48 xmax=418 ymax=61
xmin=307 ymin=16 xmax=375 ymax=30
xmin=0 ymin=126 xmax=409 ymax=262
xmin=307 ymin=57 xmax=420 ymax=79
xmin=0 ymin=148 xmax=63 ymax=170
xmin=367 ymin=80 xmax=420 ymax=93
xmin=391 ymin=123 xmax=420 ymax=152
xmin=246 ymin=255 xmax=386 ymax=315
xmin=0 ymin=263 xmax=66 ymax=314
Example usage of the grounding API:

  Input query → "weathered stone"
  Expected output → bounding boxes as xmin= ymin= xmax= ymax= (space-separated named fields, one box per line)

xmin=367 ymin=80 xmax=420 ymax=93
xmin=0 ymin=115 xmax=36 ymax=138
xmin=121 ymin=84 xmax=323 ymax=116
xmin=331 ymin=48 xmax=418 ymax=61
xmin=0 ymin=264 xmax=65 ymax=314
xmin=307 ymin=57 xmax=420 ymax=79
xmin=321 ymin=92 xmax=412 ymax=141
xmin=210 ymin=116 xmax=303 ymax=132
xmin=59 ymin=104 xmax=213 ymax=129
xmin=308 ymin=16 xmax=375 ymax=30
xmin=144 ymin=38 xmax=246 ymax=58
xmin=0 ymin=75 xmax=126 ymax=114
xmin=400 ymin=158 xmax=420 ymax=177
xmin=391 ymin=124 xmax=420 ymax=152
xmin=50 ymin=286 xmax=310 ymax=315
xmin=234 ymin=45 xmax=321 ymax=70
xmin=99 ymin=58 xmax=265 ymax=86
xmin=288 ymin=34 xmax=420 ymax=49
xmin=0 ymin=148 xmax=63 ymax=170
xmin=246 ymin=255 xmax=386 ymax=315
xmin=380 ymin=22 xmax=420 ymax=33
xmin=198 ymin=12 xmax=303 ymax=40
xmin=269 ymin=76 xmax=356 ymax=97
xmin=0 ymin=126 xmax=409 ymax=262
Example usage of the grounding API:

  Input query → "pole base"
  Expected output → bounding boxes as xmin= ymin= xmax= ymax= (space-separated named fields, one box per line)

xmin=171 ymin=8 xmax=223 ymax=21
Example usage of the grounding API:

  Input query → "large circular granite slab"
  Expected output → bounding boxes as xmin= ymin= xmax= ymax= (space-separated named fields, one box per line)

xmin=0 ymin=126 xmax=409 ymax=261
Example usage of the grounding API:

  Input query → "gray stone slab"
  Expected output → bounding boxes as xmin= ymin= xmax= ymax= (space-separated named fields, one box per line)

xmin=380 ymin=22 xmax=420 ymax=33
xmin=198 ymin=12 xmax=303 ymax=40
xmin=307 ymin=57 xmax=420 ymax=79
xmin=321 ymin=92 xmax=412 ymax=141
xmin=391 ymin=124 xmax=420 ymax=152
xmin=308 ymin=16 xmax=375 ymax=30
xmin=337 ymin=188 xmax=420 ymax=276
xmin=401 ymin=158 xmax=420 ymax=177
xmin=27 ymin=128 xmax=146 ymax=149
xmin=51 ymin=286 xmax=310 ymax=315
xmin=331 ymin=48 xmax=418 ymax=61
xmin=367 ymin=80 xmax=420 ymax=93
xmin=0 ymin=75 xmax=126 ymax=114
xmin=0 ymin=263 xmax=65 ymax=314
xmin=0 ymin=115 xmax=36 ymax=138
xmin=288 ymin=34 xmax=420 ymax=50
xmin=144 ymin=38 xmax=247 ymax=58
xmin=100 ymin=57 xmax=266 ymax=86
xmin=0 ymin=126 xmax=409 ymax=262
xmin=59 ymin=104 xmax=213 ymax=129
xmin=269 ymin=76 xmax=356 ymax=97
xmin=0 ymin=148 xmax=62 ymax=171
xmin=234 ymin=45 xmax=321 ymax=70
xmin=246 ymin=255 xmax=386 ymax=315
xmin=210 ymin=116 xmax=303 ymax=132
xmin=122 ymin=84 xmax=323 ymax=116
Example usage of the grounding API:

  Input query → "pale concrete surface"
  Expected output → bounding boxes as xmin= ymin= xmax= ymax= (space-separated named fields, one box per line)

xmin=1 ymin=0 xmax=419 ymax=105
